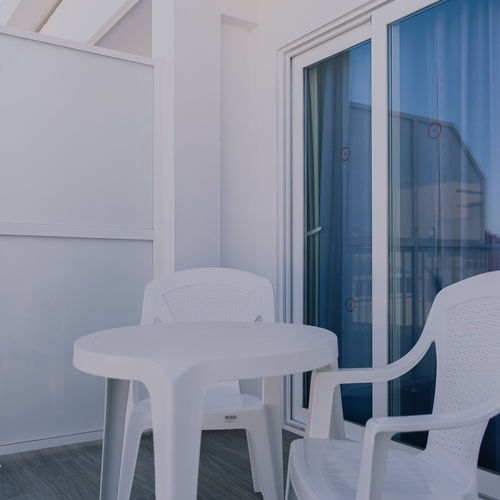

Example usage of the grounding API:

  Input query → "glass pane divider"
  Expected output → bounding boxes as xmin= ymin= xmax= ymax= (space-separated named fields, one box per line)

xmin=0 ymin=222 xmax=154 ymax=241
xmin=371 ymin=0 xmax=390 ymax=419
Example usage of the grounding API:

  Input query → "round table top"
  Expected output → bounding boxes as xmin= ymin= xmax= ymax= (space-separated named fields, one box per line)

xmin=73 ymin=321 xmax=338 ymax=382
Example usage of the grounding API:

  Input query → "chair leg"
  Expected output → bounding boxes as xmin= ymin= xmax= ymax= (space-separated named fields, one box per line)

xmin=117 ymin=421 xmax=144 ymax=500
xmin=245 ymin=413 xmax=282 ymax=500
xmin=284 ymin=450 xmax=298 ymax=500
xmin=246 ymin=429 xmax=262 ymax=492
xmin=284 ymin=479 xmax=299 ymax=500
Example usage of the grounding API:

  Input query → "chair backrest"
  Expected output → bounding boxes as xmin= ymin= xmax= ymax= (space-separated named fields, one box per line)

xmin=141 ymin=267 xmax=276 ymax=325
xmin=419 ymin=271 xmax=500 ymax=480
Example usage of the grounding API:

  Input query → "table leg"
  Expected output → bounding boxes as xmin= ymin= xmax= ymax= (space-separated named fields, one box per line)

xmin=100 ymin=378 xmax=130 ymax=500
xmin=262 ymin=376 xmax=284 ymax=500
xmin=147 ymin=374 xmax=206 ymax=500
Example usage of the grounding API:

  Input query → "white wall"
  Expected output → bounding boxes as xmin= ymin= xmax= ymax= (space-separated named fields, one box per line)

xmin=172 ymin=0 xmax=223 ymax=271
xmin=150 ymin=0 xmax=222 ymax=273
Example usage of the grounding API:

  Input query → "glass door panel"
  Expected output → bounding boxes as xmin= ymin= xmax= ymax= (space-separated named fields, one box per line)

xmin=303 ymin=41 xmax=372 ymax=425
xmin=388 ymin=0 xmax=500 ymax=474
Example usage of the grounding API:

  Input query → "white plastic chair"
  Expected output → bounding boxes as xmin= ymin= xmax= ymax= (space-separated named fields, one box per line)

xmin=118 ymin=267 xmax=279 ymax=499
xmin=285 ymin=270 xmax=500 ymax=500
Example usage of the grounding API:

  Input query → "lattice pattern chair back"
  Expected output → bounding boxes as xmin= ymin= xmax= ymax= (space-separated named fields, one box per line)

xmin=427 ymin=291 xmax=500 ymax=472
xmin=153 ymin=284 xmax=262 ymax=323
xmin=141 ymin=268 xmax=275 ymax=324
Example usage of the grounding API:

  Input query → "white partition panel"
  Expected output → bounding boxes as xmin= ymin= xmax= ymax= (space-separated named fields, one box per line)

xmin=0 ymin=236 xmax=152 ymax=446
xmin=0 ymin=32 xmax=153 ymax=229
xmin=0 ymin=29 xmax=156 ymax=452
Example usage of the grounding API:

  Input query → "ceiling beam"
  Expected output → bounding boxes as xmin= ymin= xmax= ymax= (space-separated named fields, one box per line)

xmin=0 ymin=0 xmax=21 ymax=26
xmin=39 ymin=0 xmax=140 ymax=45
xmin=1 ymin=0 xmax=62 ymax=31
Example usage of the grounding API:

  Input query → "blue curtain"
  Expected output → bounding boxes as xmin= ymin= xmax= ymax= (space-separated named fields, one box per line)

xmin=304 ymin=42 xmax=372 ymax=424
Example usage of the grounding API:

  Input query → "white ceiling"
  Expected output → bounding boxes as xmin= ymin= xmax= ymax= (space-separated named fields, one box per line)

xmin=0 ymin=0 xmax=139 ymax=44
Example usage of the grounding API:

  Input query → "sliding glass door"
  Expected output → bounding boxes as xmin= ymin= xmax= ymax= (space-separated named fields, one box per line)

xmin=288 ymin=0 xmax=500 ymax=493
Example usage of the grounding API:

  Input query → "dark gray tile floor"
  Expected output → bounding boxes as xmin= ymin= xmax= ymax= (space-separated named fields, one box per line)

xmin=0 ymin=429 xmax=300 ymax=499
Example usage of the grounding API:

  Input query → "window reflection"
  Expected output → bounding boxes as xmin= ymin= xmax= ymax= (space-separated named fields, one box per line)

xmin=388 ymin=0 xmax=500 ymax=472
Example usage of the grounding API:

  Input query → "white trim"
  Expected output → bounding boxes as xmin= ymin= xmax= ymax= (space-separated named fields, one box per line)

xmin=0 ymin=223 xmax=153 ymax=241
xmin=0 ymin=431 xmax=103 ymax=456
xmin=276 ymin=38 xmax=292 ymax=324
xmin=152 ymin=0 xmax=175 ymax=277
xmin=0 ymin=24 xmax=155 ymax=65
xmin=370 ymin=0 xmax=390 ymax=418
xmin=152 ymin=60 xmax=174 ymax=277
xmin=282 ymin=421 xmax=304 ymax=437
xmin=278 ymin=0 xmax=392 ymax=57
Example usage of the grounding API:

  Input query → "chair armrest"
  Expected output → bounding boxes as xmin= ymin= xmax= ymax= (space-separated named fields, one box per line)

xmin=355 ymin=397 xmax=500 ymax=500
xmin=369 ymin=395 xmax=500 ymax=434
xmin=306 ymin=341 xmax=432 ymax=439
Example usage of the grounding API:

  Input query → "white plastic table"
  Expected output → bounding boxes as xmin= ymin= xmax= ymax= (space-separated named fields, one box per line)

xmin=73 ymin=321 xmax=338 ymax=500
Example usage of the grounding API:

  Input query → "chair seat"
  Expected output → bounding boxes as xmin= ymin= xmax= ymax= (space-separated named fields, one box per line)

xmin=132 ymin=381 xmax=262 ymax=417
xmin=288 ymin=438 xmax=470 ymax=500
xmin=203 ymin=380 xmax=250 ymax=412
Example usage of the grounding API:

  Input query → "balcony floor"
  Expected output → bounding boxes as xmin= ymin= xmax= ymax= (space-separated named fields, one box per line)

xmin=0 ymin=429 xmax=300 ymax=499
